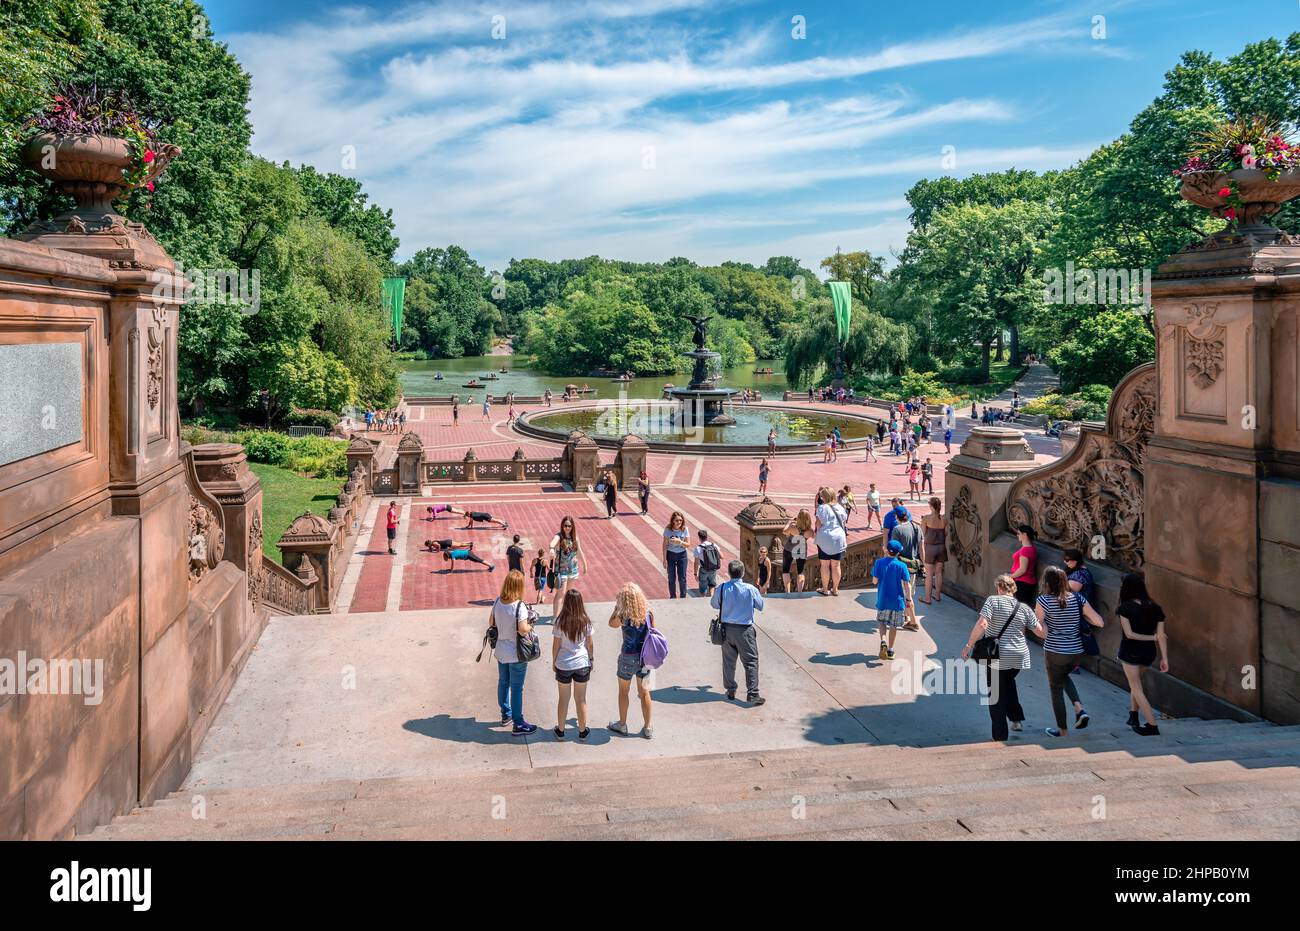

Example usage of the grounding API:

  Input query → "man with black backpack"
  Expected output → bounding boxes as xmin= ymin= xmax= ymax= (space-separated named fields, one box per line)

xmin=693 ymin=530 xmax=721 ymax=596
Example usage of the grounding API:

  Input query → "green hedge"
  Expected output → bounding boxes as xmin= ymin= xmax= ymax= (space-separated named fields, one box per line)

xmin=181 ymin=425 xmax=349 ymax=478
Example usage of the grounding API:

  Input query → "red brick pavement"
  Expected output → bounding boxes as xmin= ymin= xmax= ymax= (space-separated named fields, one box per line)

xmin=340 ymin=400 xmax=1062 ymax=612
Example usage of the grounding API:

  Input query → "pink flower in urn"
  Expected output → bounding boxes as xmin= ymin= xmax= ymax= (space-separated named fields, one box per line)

xmin=146 ymin=181 xmax=155 ymax=192
xmin=1242 ymin=154 xmax=1257 ymax=169
xmin=143 ymin=149 xmax=156 ymax=164
xmin=1218 ymin=187 xmax=1232 ymax=198
xmin=1224 ymin=207 xmax=1237 ymax=220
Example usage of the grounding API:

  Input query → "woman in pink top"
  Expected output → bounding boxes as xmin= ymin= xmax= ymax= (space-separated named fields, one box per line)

xmin=1010 ymin=524 xmax=1038 ymax=606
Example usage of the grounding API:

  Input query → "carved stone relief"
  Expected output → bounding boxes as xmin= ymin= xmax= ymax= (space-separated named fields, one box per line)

xmin=947 ymin=485 xmax=983 ymax=575
xmin=1005 ymin=365 xmax=1155 ymax=572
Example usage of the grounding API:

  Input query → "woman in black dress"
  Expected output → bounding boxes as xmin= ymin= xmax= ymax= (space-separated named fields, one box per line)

xmin=603 ymin=470 xmax=618 ymax=518
xmin=1116 ymin=573 xmax=1168 ymax=735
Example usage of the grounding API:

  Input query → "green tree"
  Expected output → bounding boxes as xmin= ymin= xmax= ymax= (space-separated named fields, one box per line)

xmin=783 ymin=297 xmax=910 ymax=389
xmin=819 ymin=248 xmax=885 ymax=306
xmin=908 ymin=201 xmax=1056 ymax=379
xmin=1049 ymin=309 xmax=1155 ymax=392
xmin=294 ymin=164 xmax=398 ymax=264
xmin=524 ymin=273 xmax=682 ymax=375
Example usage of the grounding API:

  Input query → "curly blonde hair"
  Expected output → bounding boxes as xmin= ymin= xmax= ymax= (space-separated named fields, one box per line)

xmin=609 ymin=582 xmax=649 ymax=626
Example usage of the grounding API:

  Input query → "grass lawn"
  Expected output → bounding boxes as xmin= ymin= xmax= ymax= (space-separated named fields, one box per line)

xmin=249 ymin=462 xmax=344 ymax=564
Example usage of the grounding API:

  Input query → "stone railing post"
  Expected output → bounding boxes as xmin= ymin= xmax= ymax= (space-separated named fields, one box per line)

xmin=570 ymin=434 xmax=600 ymax=491
xmin=942 ymin=426 xmax=1039 ymax=607
xmin=511 ymin=448 xmax=527 ymax=481
xmin=463 ymin=449 xmax=477 ymax=483
xmin=347 ymin=437 xmax=376 ymax=493
xmin=736 ymin=497 xmax=792 ymax=589
xmin=277 ymin=512 xmax=339 ymax=612
xmin=191 ymin=442 xmax=264 ymax=610
xmin=616 ymin=434 xmax=648 ymax=488
xmin=397 ymin=431 xmax=423 ymax=495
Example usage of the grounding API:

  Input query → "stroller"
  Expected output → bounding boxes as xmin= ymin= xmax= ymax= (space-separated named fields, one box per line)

xmin=1045 ymin=420 xmax=1067 ymax=439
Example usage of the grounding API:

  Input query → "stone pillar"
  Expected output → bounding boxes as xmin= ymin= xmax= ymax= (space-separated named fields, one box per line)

xmin=616 ymin=434 xmax=648 ymax=488
xmin=346 ymin=437 xmax=376 ymax=493
xmin=511 ymin=448 xmax=527 ymax=481
xmin=570 ymin=434 xmax=600 ymax=491
xmin=397 ymin=431 xmax=423 ymax=495
xmin=736 ymin=498 xmax=792 ymax=589
xmin=462 ymin=449 xmax=477 ymax=483
xmin=20 ymin=172 xmax=198 ymax=808
xmin=942 ymin=426 xmax=1039 ymax=607
xmin=1146 ymin=226 xmax=1300 ymax=721
xmin=277 ymin=513 xmax=338 ymax=611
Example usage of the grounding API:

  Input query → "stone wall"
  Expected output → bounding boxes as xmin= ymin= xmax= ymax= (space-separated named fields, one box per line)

xmin=0 ymin=224 xmax=262 ymax=836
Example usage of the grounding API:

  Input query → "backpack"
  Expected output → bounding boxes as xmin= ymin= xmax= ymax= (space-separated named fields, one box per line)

xmin=640 ymin=612 xmax=669 ymax=669
xmin=699 ymin=542 xmax=720 ymax=572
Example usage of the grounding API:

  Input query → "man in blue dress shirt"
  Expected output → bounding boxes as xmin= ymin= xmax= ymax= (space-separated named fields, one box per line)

xmin=710 ymin=559 xmax=766 ymax=706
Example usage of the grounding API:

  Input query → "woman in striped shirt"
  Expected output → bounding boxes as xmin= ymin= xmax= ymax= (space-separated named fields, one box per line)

xmin=1035 ymin=566 xmax=1105 ymax=737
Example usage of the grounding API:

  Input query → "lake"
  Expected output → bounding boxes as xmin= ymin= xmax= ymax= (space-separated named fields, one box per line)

xmin=398 ymin=355 xmax=789 ymax=401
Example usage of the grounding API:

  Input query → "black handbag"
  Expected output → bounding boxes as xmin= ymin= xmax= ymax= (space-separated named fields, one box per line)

xmin=514 ymin=601 xmax=542 ymax=663
xmin=475 ymin=602 xmax=499 ymax=663
xmin=971 ymin=602 xmax=1026 ymax=662
xmin=709 ymin=585 xmax=727 ymax=645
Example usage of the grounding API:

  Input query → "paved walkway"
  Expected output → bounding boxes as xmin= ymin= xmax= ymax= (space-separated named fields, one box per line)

xmin=187 ymin=595 xmax=1142 ymax=788
xmin=341 ymin=394 xmax=1063 ymax=612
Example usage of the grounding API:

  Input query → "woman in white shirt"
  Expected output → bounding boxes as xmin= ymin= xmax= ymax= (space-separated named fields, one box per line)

xmin=814 ymin=487 xmax=849 ymax=596
xmin=551 ymin=589 xmax=594 ymax=740
xmin=493 ymin=570 xmax=537 ymax=735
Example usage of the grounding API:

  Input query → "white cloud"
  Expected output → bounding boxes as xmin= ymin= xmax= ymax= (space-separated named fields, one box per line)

xmin=225 ymin=1 xmax=1103 ymax=269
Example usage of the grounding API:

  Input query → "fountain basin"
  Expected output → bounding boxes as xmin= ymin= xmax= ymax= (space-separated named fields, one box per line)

xmin=516 ymin=400 xmax=879 ymax=454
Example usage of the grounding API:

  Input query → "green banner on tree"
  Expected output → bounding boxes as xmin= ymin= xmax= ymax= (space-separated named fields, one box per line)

xmin=382 ymin=277 xmax=406 ymax=339
xmin=828 ymin=280 xmax=852 ymax=343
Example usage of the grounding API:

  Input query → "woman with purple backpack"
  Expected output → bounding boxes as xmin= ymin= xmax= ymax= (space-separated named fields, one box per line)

xmin=606 ymin=582 xmax=667 ymax=739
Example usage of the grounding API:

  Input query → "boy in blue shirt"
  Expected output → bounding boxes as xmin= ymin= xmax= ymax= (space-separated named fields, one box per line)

xmin=872 ymin=540 xmax=914 ymax=660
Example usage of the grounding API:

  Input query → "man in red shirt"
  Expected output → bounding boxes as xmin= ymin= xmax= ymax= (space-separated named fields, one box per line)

xmin=386 ymin=501 xmax=400 ymax=555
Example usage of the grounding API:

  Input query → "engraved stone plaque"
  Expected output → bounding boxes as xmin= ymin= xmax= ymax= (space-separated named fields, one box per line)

xmin=0 ymin=342 xmax=84 ymax=466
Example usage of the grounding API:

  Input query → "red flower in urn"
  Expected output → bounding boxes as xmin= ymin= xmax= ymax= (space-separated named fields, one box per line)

xmin=21 ymin=81 xmax=179 ymax=208
xmin=1174 ymin=116 xmax=1300 ymax=227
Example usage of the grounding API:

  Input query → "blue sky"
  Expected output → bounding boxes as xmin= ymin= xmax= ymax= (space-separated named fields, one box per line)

xmin=199 ymin=0 xmax=1295 ymax=273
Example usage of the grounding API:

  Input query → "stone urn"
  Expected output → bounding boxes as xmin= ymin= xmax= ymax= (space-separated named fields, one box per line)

xmin=21 ymin=133 xmax=181 ymax=224
xmin=1179 ymin=168 xmax=1300 ymax=227
xmin=19 ymin=133 xmax=182 ymax=268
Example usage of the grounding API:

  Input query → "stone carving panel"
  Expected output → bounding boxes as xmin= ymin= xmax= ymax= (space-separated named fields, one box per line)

xmin=1165 ymin=303 xmax=1227 ymax=421
xmin=183 ymin=447 xmax=226 ymax=584
xmin=1005 ymin=364 xmax=1155 ymax=572
xmin=947 ymin=485 xmax=983 ymax=575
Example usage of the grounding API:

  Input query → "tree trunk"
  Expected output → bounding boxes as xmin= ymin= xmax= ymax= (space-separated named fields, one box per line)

xmin=1009 ymin=324 xmax=1021 ymax=367
xmin=994 ymin=331 xmax=1005 ymax=362
xmin=980 ymin=339 xmax=992 ymax=383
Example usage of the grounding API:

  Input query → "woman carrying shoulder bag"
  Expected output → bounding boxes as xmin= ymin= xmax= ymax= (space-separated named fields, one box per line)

xmin=961 ymin=574 xmax=1043 ymax=741
xmin=493 ymin=570 xmax=538 ymax=735
xmin=1035 ymin=566 xmax=1104 ymax=737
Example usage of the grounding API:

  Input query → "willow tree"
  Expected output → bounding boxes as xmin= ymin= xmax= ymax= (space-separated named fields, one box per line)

xmin=783 ymin=297 xmax=910 ymax=389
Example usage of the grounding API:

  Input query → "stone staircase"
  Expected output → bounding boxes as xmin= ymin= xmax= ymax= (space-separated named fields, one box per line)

xmin=87 ymin=718 xmax=1300 ymax=840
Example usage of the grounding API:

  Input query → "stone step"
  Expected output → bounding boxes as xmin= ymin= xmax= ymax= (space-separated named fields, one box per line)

xmin=156 ymin=723 xmax=1297 ymax=811
xmin=92 ymin=751 xmax=1300 ymax=841
xmin=119 ymin=733 xmax=1300 ymax=827
xmin=87 ymin=720 xmax=1300 ymax=840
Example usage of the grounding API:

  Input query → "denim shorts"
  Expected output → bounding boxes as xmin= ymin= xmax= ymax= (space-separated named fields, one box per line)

xmin=616 ymin=653 xmax=650 ymax=680
xmin=555 ymin=665 xmax=592 ymax=684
